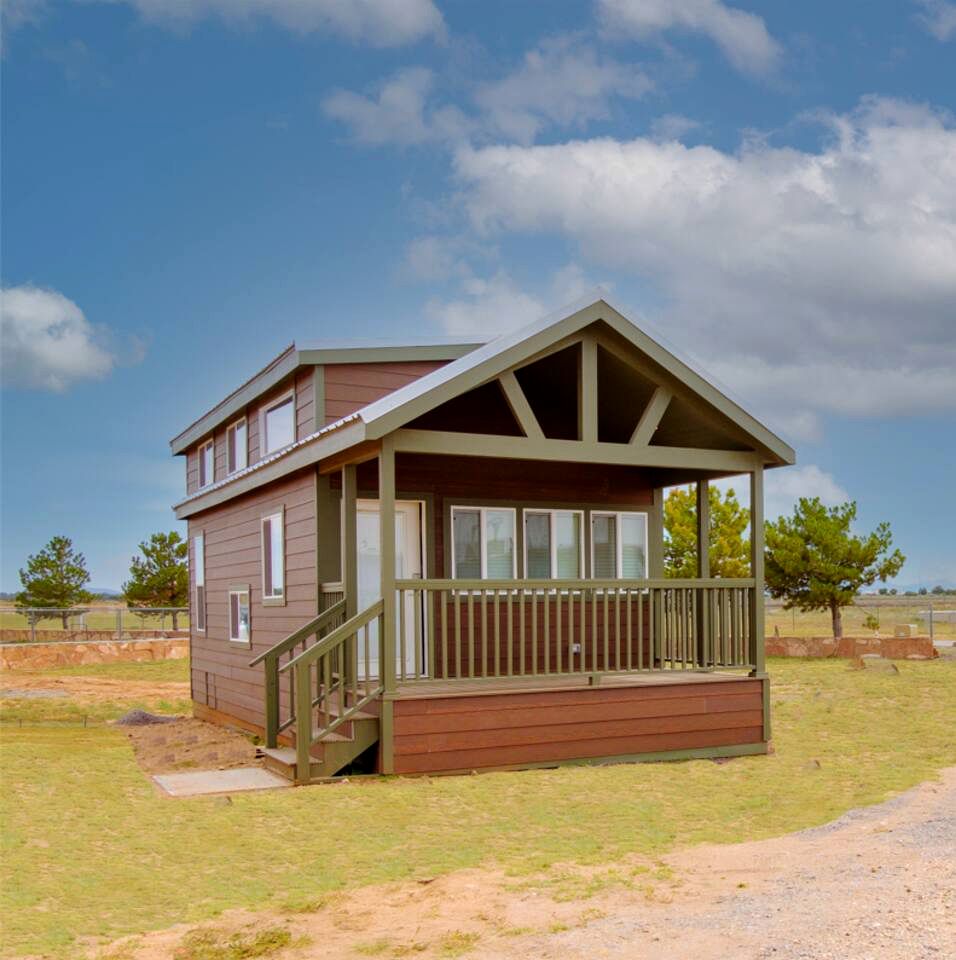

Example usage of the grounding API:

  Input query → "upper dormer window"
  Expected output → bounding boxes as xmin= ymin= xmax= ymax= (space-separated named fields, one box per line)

xmin=198 ymin=440 xmax=214 ymax=489
xmin=226 ymin=418 xmax=247 ymax=475
xmin=262 ymin=392 xmax=295 ymax=456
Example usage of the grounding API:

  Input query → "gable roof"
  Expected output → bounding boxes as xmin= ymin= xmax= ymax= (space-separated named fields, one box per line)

xmin=173 ymin=297 xmax=795 ymax=518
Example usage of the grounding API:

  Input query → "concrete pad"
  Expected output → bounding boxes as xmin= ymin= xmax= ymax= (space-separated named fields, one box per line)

xmin=153 ymin=766 xmax=290 ymax=797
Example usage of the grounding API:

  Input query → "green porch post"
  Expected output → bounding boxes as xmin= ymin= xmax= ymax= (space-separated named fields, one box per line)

xmin=749 ymin=466 xmax=766 ymax=677
xmin=696 ymin=479 xmax=710 ymax=667
xmin=342 ymin=464 xmax=358 ymax=620
xmin=650 ymin=486 xmax=665 ymax=667
xmin=378 ymin=436 xmax=397 ymax=774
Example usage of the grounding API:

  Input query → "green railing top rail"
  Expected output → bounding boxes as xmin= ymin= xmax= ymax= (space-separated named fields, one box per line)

xmin=280 ymin=598 xmax=384 ymax=675
xmin=395 ymin=577 xmax=756 ymax=590
xmin=248 ymin=597 xmax=346 ymax=667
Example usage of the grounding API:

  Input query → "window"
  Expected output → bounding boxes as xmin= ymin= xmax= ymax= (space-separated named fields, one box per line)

xmin=226 ymin=418 xmax=247 ymax=475
xmin=450 ymin=507 xmax=516 ymax=579
xmin=262 ymin=393 xmax=294 ymax=455
xmin=524 ymin=510 xmax=584 ymax=579
xmin=591 ymin=512 xmax=648 ymax=579
xmin=198 ymin=440 xmax=214 ymax=489
xmin=228 ymin=586 xmax=250 ymax=644
xmin=261 ymin=510 xmax=285 ymax=602
xmin=194 ymin=534 xmax=205 ymax=632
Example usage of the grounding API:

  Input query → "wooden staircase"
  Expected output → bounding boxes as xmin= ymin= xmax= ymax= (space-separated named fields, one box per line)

xmin=250 ymin=598 xmax=386 ymax=784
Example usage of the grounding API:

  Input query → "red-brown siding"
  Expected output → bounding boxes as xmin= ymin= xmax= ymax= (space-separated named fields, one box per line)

xmin=188 ymin=468 xmax=317 ymax=730
xmin=323 ymin=361 xmax=447 ymax=424
xmin=392 ymin=678 xmax=765 ymax=774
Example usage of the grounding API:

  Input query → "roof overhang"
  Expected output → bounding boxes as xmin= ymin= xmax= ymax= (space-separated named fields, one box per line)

xmin=168 ymin=339 xmax=484 ymax=456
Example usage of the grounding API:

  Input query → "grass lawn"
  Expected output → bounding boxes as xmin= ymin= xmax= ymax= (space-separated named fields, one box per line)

xmin=2 ymin=657 xmax=955 ymax=958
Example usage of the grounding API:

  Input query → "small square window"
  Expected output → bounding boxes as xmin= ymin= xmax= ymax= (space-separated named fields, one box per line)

xmin=262 ymin=394 xmax=294 ymax=456
xmin=229 ymin=587 xmax=250 ymax=644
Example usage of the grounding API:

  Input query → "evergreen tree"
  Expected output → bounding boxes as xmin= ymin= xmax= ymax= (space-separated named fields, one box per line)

xmin=664 ymin=485 xmax=750 ymax=578
xmin=16 ymin=536 xmax=94 ymax=627
xmin=765 ymin=498 xmax=905 ymax=639
xmin=122 ymin=532 xmax=189 ymax=629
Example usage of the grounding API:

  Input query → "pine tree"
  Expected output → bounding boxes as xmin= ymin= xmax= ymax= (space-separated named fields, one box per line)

xmin=764 ymin=498 xmax=905 ymax=639
xmin=122 ymin=532 xmax=189 ymax=629
xmin=664 ymin=485 xmax=750 ymax=578
xmin=16 ymin=536 xmax=94 ymax=627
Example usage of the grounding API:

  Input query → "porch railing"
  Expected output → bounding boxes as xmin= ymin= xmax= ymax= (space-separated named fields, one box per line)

xmin=249 ymin=597 xmax=347 ymax=747
xmin=394 ymin=578 xmax=757 ymax=683
xmin=280 ymin=600 xmax=385 ymax=780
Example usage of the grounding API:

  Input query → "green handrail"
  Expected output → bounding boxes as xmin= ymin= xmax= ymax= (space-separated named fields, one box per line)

xmin=249 ymin=598 xmax=346 ymax=668
xmin=281 ymin=599 xmax=384 ymax=674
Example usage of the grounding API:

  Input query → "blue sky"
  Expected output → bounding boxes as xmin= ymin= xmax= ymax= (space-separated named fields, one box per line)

xmin=2 ymin=0 xmax=954 ymax=592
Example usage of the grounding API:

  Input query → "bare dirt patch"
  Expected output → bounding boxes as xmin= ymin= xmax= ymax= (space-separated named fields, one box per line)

xmin=0 ymin=671 xmax=189 ymax=705
xmin=96 ymin=766 xmax=956 ymax=960
xmin=125 ymin=718 xmax=261 ymax=775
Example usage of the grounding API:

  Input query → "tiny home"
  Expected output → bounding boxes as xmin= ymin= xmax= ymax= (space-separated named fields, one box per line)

xmin=171 ymin=299 xmax=795 ymax=783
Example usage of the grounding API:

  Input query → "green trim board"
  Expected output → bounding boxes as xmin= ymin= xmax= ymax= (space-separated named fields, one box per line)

xmin=170 ymin=340 xmax=482 ymax=455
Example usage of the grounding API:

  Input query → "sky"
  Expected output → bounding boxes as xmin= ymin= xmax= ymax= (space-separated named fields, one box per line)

xmin=1 ymin=0 xmax=954 ymax=592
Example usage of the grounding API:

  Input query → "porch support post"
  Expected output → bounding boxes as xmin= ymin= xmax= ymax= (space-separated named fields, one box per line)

xmin=650 ymin=486 xmax=665 ymax=667
xmin=749 ymin=466 xmax=766 ymax=678
xmin=342 ymin=464 xmax=358 ymax=619
xmin=696 ymin=479 xmax=710 ymax=667
xmin=378 ymin=436 xmax=397 ymax=774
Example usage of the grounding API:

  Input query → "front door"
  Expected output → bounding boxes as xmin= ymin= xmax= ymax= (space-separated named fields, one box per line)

xmin=356 ymin=499 xmax=424 ymax=679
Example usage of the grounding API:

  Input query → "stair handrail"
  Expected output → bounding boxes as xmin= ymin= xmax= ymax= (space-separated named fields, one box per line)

xmin=251 ymin=598 xmax=347 ymax=748
xmin=285 ymin=598 xmax=386 ymax=782
xmin=248 ymin=597 xmax=346 ymax=668
xmin=279 ymin=598 xmax=384 ymax=674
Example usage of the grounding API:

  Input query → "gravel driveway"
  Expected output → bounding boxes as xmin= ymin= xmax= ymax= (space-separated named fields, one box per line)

xmin=481 ymin=766 xmax=956 ymax=960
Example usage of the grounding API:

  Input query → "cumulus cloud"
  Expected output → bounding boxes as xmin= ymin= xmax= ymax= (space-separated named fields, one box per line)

xmin=104 ymin=0 xmax=444 ymax=46
xmin=916 ymin=0 xmax=956 ymax=40
xmin=649 ymin=112 xmax=701 ymax=141
xmin=1 ymin=285 xmax=123 ymax=391
xmin=450 ymin=96 xmax=956 ymax=440
xmin=325 ymin=37 xmax=651 ymax=147
xmin=474 ymin=35 xmax=652 ymax=144
xmin=425 ymin=262 xmax=605 ymax=337
xmin=322 ymin=67 xmax=469 ymax=146
xmin=598 ymin=0 xmax=781 ymax=75
xmin=763 ymin=464 xmax=850 ymax=518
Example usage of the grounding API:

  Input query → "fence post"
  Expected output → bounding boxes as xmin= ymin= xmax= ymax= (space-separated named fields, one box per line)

xmin=929 ymin=602 xmax=934 ymax=641
xmin=115 ymin=609 xmax=123 ymax=641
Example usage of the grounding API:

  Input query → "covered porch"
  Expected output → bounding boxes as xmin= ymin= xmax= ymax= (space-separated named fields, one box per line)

xmin=254 ymin=306 xmax=789 ymax=781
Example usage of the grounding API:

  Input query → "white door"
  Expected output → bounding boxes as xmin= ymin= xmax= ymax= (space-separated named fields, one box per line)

xmin=356 ymin=499 xmax=424 ymax=679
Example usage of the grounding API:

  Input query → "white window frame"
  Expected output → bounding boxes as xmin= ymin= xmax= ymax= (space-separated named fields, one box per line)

xmin=260 ymin=390 xmax=295 ymax=457
xmin=228 ymin=584 xmax=251 ymax=646
xmin=523 ymin=509 xmax=585 ymax=580
xmin=260 ymin=508 xmax=285 ymax=605
xmin=193 ymin=533 xmax=205 ymax=632
xmin=590 ymin=511 xmax=649 ymax=580
xmin=449 ymin=506 xmax=517 ymax=580
xmin=226 ymin=417 xmax=247 ymax=476
xmin=197 ymin=439 xmax=214 ymax=489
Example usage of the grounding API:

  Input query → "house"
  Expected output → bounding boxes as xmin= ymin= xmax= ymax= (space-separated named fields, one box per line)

xmin=171 ymin=299 xmax=795 ymax=783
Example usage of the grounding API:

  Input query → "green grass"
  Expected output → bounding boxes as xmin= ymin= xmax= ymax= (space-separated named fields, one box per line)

xmin=11 ymin=659 xmax=191 ymax=683
xmin=2 ymin=658 xmax=955 ymax=958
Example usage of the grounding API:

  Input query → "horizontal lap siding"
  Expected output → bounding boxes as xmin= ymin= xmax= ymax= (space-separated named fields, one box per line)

xmin=188 ymin=469 xmax=317 ymax=730
xmin=323 ymin=361 xmax=447 ymax=425
xmin=392 ymin=679 xmax=764 ymax=774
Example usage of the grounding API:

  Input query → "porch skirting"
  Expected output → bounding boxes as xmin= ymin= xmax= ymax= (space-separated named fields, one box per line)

xmin=389 ymin=673 xmax=768 ymax=776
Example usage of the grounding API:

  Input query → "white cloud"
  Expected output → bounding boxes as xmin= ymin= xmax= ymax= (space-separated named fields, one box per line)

xmin=763 ymin=464 xmax=850 ymax=518
xmin=649 ymin=112 xmax=700 ymax=141
xmin=322 ymin=68 xmax=469 ymax=146
xmin=325 ymin=37 xmax=651 ymax=148
xmin=1 ymin=285 xmax=119 ymax=391
xmin=598 ymin=0 xmax=781 ymax=75
xmin=450 ymin=96 xmax=956 ymax=438
xmin=103 ymin=0 xmax=444 ymax=46
xmin=916 ymin=0 xmax=956 ymax=40
xmin=425 ymin=263 xmax=605 ymax=337
xmin=474 ymin=35 xmax=652 ymax=145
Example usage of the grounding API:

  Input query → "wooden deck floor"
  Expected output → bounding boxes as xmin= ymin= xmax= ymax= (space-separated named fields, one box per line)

xmin=394 ymin=669 xmax=753 ymax=700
